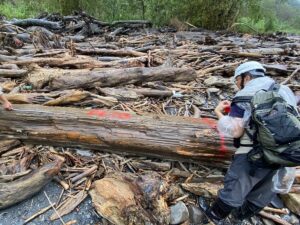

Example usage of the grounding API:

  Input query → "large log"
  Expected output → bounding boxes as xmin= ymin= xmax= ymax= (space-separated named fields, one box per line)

xmin=75 ymin=47 xmax=146 ymax=57
xmin=26 ymin=66 xmax=195 ymax=90
xmin=0 ymin=69 xmax=28 ymax=78
xmin=9 ymin=18 xmax=62 ymax=30
xmin=48 ymin=67 xmax=197 ymax=90
xmin=6 ymin=55 xmax=147 ymax=69
xmin=0 ymin=105 xmax=234 ymax=167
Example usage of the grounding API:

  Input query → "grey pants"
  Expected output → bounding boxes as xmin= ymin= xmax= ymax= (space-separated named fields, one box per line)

xmin=219 ymin=154 xmax=278 ymax=208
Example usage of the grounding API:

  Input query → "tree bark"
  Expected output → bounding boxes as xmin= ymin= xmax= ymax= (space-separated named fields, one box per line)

xmin=0 ymin=155 xmax=64 ymax=209
xmin=9 ymin=19 xmax=62 ymax=30
xmin=0 ymin=105 xmax=234 ymax=167
xmin=48 ymin=67 xmax=197 ymax=90
xmin=6 ymin=55 xmax=147 ymax=69
xmin=0 ymin=69 xmax=28 ymax=78
xmin=75 ymin=47 xmax=146 ymax=57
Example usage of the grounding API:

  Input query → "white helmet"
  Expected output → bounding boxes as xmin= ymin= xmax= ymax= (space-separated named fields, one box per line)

xmin=234 ymin=61 xmax=266 ymax=79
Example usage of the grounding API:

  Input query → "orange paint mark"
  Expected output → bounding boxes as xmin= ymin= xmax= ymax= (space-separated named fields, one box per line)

xmin=87 ymin=109 xmax=131 ymax=120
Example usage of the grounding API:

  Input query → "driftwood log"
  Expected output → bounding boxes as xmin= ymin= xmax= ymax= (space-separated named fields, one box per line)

xmin=75 ymin=47 xmax=146 ymax=57
xmin=0 ymin=155 xmax=64 ymax=209
xmin=0 ymin=69 xmax=28 ymax=78
xmin=48 ymin=67 xmax=197 ymax=90
xmin=26 ymin=66 xmax=196 ymax=90
xmin=0 ymin=105 xmax=234 ymax=167
xmin=9 ymin=18 xmax=62 ymax=30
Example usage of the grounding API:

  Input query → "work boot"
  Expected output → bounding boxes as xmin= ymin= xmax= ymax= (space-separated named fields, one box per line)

xmin=230 ymin=201 xmax=262 ymax=224
xmin=198 ymin=197 xmax=233 ymax=225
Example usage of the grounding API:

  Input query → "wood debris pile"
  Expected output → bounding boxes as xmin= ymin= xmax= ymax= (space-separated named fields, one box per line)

xmin=0 ymin=12 xmax=300 ymax=225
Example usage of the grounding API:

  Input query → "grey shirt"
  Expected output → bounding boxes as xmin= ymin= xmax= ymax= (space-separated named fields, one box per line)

xmin=217 ymin=76 xmax=297 ymax=154
xmin=234 ymin=76 xmax=297 ymax=154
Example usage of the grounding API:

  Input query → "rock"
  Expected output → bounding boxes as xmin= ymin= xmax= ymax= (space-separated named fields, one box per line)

xmin=281 ymin=193 xmax=300 ymax=216
xmin=188 ymin=205 xmax=205 ymax=225
xmin=207 ymin=87 xmax=220 ymax=93
xmin=204 ymin=76 xmax=230 ymax=87
xmin=170 ymin=201 xmax=189 ymax=225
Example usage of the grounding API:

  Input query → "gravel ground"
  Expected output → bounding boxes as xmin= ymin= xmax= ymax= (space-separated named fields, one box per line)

xmin=0 ymin=182 xmax=100 ymax=225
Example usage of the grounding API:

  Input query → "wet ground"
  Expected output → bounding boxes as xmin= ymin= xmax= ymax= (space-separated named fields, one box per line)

xmin=0 ymin=182 xmax=100 ymax=225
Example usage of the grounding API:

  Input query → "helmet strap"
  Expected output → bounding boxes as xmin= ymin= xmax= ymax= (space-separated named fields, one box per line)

xmin=241 ymin=74 xmax=246 ymax=89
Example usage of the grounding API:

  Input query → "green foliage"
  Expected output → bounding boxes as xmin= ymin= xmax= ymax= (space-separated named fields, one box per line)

xmin=0 ymin=0 xmax=61 ymax=18
xmin=0 ymin=1 xmax=29 ymax=18
xmin=0 ymin=0 xmax=299 ymax=34
xmin=234 ymin=0 xmax=300 ymax=34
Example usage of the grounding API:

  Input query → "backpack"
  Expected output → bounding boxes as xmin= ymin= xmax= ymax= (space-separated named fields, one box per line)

xmin=233 ymin=83 xmax=300 ymax=167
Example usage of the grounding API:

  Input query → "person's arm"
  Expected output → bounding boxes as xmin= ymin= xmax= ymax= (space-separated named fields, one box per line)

xmin=215 ymin=101 xmax=245 ymax=138
xmin=214 ymin=100 xmax=231 ymax=119
xmin=0 ymin=94 xmax=13 ymax=110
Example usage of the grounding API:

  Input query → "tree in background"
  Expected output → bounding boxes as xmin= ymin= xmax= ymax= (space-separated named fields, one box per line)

xmin=59 ymin=0 xmax=81 ymax=15
xmin=0 ymin=0 xmax=299 ymax=33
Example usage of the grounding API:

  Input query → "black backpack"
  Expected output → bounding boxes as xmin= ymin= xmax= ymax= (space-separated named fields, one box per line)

xmin=233 ymin=83 xmax=300 ymax=167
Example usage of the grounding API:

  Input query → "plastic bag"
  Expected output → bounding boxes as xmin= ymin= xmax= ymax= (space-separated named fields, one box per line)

xmin=217 ymin=116 xmax=245 ymax=138
xmin=272 ymin=167 xmax=296 ymax=194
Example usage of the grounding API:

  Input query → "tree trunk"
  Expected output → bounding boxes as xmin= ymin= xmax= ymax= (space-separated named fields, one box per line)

xmin=75 ymin=47 xmax=146 ymax=57
xmin=0 ymin=69 xmax=28 ymax=78
xmin=10 ymin=19 xmax=62 ymax=30
xmin=0 ymin=105 xmax=234 ymax=167
xmin=48 ymin=67 xmax=197 ymax=90
xmin=0 ymin=155 xmax=64 ymax=209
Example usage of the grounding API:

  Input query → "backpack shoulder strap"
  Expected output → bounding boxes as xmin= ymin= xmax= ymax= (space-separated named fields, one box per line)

xmin=268 ymin=82 xmax=280 ymax=92
xmin=232 ymin=96 xmax=252 ymax=104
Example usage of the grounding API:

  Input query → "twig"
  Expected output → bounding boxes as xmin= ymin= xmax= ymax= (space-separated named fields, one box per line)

xmin=54 ymin=176 xmax=70 ymax=190
xmin=281 ymin=67 xmax=300 ymax=85
xmin=56 ymin=189 xmax=65 ymax=206
xmin=229 ymin=22 xmax=258 ymax=33
xmin=44 ymin=191 xmax=66 ymax=225
xmin=172 ymin=194 xmax=190 ymax=204
xmin=23 ymin=205 xmax=52 ymax=224
xmin=259 ymin=211 xmax=292 ymax=225
xmin=70 ymin=165 xmax=97 ymax=183
xmin=65 ymin=220 xmax=77 ymax=225
xmin=263 ymin=206 xmax=289 ymax=215
xmin=185 ymin=21 xmax=197 ymax=28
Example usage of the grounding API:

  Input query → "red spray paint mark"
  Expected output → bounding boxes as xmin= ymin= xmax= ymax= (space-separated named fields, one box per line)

xmin=199 ymin=118 xmax=228 ymax=153
xmin=110 ymin=111 xmax=132 ymax=120
xmin=199 ymin=118 xmax=217 ymax=128
xmin=88 ymin=110 xmax=107 ymax=117
xmin=218 ymin=133 xmax=227 ymax=153
xmin=87 ymin=109 xmax=131 ymax=120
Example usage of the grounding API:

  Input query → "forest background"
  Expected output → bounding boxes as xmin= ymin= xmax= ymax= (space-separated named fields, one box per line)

xmin=0 ymin=0 xmax=300 ymax=34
